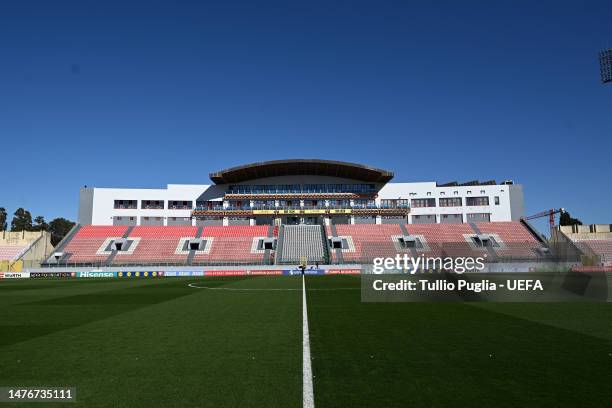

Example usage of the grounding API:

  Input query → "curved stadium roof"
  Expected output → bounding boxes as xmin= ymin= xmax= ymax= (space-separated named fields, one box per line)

xmin=209 ymin=159 xmax=394 ymax=184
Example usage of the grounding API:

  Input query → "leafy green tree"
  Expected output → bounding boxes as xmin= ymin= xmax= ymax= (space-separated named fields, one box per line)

xmin=33 ymin=216 xmax=49 ymax=231
xmin=48 ymin=218 xmax=76 ymax=246
xmin=559 ymin=211 xmax=582 ymax=226
xmin=0 ymin=207 xmax=7 ymax=231
xmin=10 ymin=208 xmax=33 ymax=231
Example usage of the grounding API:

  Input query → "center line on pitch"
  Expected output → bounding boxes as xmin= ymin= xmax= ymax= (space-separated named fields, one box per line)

xmin=303 ymin=274 xmax=315 ymax=408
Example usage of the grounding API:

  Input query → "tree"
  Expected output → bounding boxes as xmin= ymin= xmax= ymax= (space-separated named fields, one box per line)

xmin=10 ymin=208 xmax=33 ymax=231
xmin=560 ymin=211 xmax=582 ymax=226
xmin=48 ymin=218 xmax=76 ymax=246
xmin=0 ymin=207 xmax=7 ymax=231
xmin=32 ymin=216 xmax=49 ymax=232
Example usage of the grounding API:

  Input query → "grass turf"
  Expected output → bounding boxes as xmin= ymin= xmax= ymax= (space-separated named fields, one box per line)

xmin=1 ymin=275 xmax=611 ymax=407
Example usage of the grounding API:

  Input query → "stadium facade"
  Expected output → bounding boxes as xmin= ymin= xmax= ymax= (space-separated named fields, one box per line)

xmin=78 ymin=159 xmax=524 ymax=227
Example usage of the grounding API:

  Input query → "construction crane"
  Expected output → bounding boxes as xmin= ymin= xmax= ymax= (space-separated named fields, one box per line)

xmin=523 ymin=208 xmax=565 ymax=234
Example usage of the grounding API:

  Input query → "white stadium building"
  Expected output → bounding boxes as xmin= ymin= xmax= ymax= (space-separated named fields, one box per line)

xmin=78 ymin=159 xmax=524 ymax=227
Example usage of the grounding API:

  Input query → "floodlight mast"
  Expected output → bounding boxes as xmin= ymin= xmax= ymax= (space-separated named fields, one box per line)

xmin=599 ymin=49 xmax=612 ymax=84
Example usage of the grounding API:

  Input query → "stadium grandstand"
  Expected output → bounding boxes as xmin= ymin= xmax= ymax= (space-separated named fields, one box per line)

xmin=552 ymin=224 xmax=612 ymax=270
xmin=0 ymin=230 xmax=53 ymax=271
xmin=77 ymin=159 xmax=524 ymax=227
xmin=42 ymin=219 xmax=560 ymax=268
xmin=33 ymin=159 xmax=587 ymax=272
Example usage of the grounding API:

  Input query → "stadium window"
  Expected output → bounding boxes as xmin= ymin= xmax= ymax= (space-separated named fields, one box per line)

xmin=467 ymin=213 xmax=491 ymax=222
xmin=381 ymin=199 xmax=396 ymax=208
xmin=412 ymin=214 xmax=437 ymax=224
xmin=410 ymin=198 xmax=436 ymax=208
xmin=439 ymin=197 xmax=462 ymax=207
xmin=467 ymin=191 xmax=472 ymax=195
xmin=114 ymin=199 xmax=137 ymax=209
xmin=466 ymin=196 xmax=489 ymax=206
xmin=454 ymin=191 xmax=459 ymax=195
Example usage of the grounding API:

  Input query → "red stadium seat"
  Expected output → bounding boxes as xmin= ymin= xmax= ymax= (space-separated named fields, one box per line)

xmin=57 ymin=225 xmax=277 ymax=265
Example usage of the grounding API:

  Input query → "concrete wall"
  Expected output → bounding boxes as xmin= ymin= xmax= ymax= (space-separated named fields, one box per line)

xmin=0 ymin=231 xmax=53 ymax=270
xmin=558 ymin=224 xmax=612 ymax=240
xmin=78 ymin=188 xmax=94 ymax=225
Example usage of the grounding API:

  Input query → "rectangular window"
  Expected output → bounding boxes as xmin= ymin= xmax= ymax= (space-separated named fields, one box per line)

xmin=467 ymin=213 xmax=491 ymax=222
xmin=412 ymin=214 xmax=437 ymax=224
xmin=169 ymin=200 xmax=193 ymax=209
xmin=141 ymin=200 xmax=164 ymax=209
xmin=114 ymin=200 xmax=137 ymax=209
xmin=410 ymin=198 xmax=436 ymax=208
xmin=439 ymin=197 xmax=462 ymax=207
xmin=380 ymin=199 xmax=394 ymax=208
xmin=440 ymin=214 xmax=462 ymax=224
xmin=381 ymin=199 xmax=410 ymax=208
xmin=494 ymin=196 xmax=500 ymax=205
xmin=466 ymin=196 xmax=489 ymax=206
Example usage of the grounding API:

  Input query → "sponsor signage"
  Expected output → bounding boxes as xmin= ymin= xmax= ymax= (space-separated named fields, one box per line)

xmin=278 ymin=209 xmax=302 ymax=215
xmin=285 ymin=269 xmax=326 ymax=275
xmin=253 ymin=209 xmax=353 ymax=215
xmin=0 ymin=272 xmax=30 ymax=279
xmin=30 ymin=272 xmax=76 ymax=279
xmin=117 ymin=271 xmax=164 ymax=278
xmin=205 ymin=270 xmax=283 ymax=276
xmin=252 ymin=210 xmax=276 ymax=215
xmin=163 ymin=271 xmax=205 ymax=277
xmin=326 ymin=269 xmax=361 ymax=275
xmin=77 ymin=271 xmax=117 ymax=278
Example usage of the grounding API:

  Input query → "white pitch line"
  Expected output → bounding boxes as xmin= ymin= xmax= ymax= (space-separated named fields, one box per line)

xmin=303 ymin=274 xmax=315 ymax=408
xmin=187 ymin=282 xmax=357 ymax=291
xmin=187 ymin=283 xmax=300 ymax=291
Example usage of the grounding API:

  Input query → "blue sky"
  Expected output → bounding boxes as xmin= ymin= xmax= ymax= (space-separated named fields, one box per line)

xmin=1 ymin=0 xmax=611 ymax=233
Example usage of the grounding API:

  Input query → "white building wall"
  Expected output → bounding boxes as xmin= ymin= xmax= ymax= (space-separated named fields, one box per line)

xmin=79 ymin=181 xmax=523 ymax=226
xmin=377 ymin=182 xmax=521 ymax=223
xmin=80 ymin=184 xmax=210 ymax=226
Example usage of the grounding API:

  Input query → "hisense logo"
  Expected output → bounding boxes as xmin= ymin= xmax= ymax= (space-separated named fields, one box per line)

xmin=79 ymin=271 xmax=115 ymax=278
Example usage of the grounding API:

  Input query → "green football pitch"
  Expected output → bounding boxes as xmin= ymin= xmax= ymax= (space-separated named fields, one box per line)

xmin=1 ymin=276 xmax=612 ymax=407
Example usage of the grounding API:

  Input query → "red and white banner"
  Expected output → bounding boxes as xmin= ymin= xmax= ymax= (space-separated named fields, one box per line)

xmin=205 ymin=270 xmax=284 ymax=276
xmin=325 ymin=269 xmax=361 ymax=275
